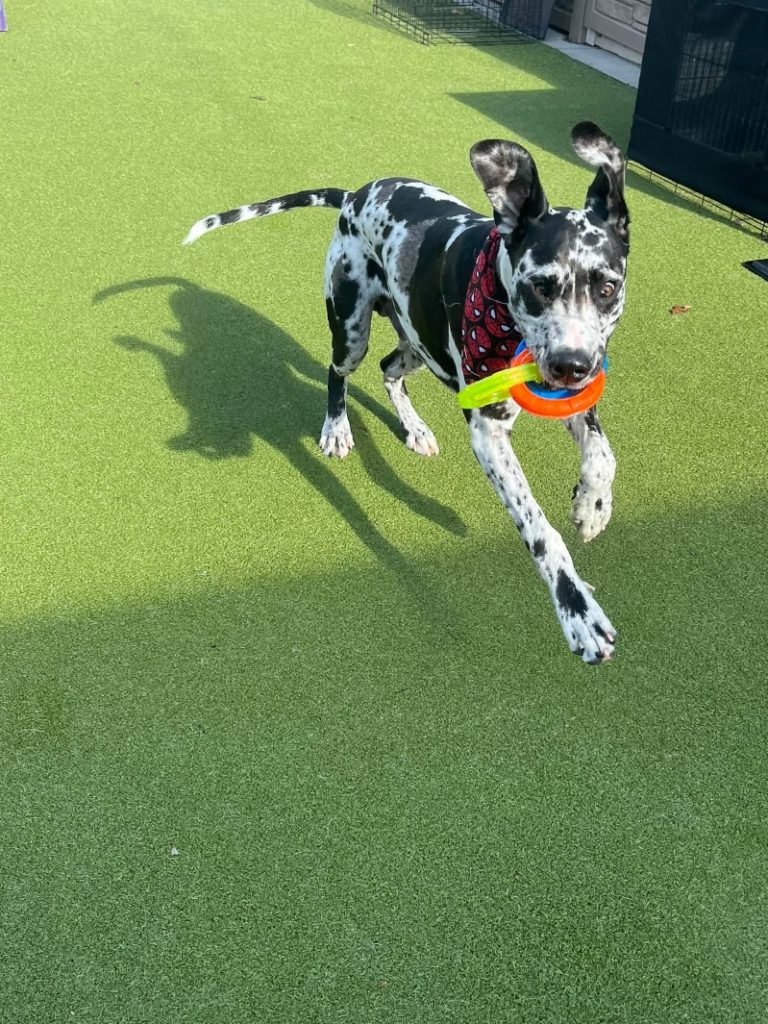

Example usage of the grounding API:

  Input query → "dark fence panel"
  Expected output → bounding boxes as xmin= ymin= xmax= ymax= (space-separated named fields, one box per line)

xmin=629 ymin=0 xmax=768 ymax=222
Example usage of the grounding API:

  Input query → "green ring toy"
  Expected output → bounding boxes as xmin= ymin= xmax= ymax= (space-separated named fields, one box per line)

xmin=458 ymin=342 xmax=607 ymax=418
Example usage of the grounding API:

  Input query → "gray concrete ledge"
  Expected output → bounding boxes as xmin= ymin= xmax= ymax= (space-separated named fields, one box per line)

xmin=543 ymin=28 xmax=641 ymax=88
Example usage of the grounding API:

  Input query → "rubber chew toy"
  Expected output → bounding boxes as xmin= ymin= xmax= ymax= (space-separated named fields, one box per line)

xmin=459 ymin=342 xmax=606 ymax=418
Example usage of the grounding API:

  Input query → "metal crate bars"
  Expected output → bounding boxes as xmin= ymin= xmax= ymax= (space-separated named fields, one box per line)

xmin=669 ymin=11 xmax=768 ymax=162
xmin=371 ymin=0 xmax=550 ymax=44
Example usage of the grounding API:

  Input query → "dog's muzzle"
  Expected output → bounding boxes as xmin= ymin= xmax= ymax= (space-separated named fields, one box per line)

xmin=544 ymin=348 xmax=599 ymax=389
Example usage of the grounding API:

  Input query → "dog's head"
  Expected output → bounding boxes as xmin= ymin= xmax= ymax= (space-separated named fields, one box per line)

xmin=470 ymin=123 xmax=629 ymax=390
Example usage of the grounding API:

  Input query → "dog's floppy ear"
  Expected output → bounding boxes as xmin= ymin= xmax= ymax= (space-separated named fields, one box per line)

xmin=470 ymin=139 xmax=549 ymax=237
xmin=571 ymin=122 xmax=629 ymax=244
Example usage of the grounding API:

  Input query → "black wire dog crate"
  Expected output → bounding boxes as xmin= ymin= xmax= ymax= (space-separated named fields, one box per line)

xmin=371 ymin=0 xmax=553 ymax=44
xmin=629 ymin=0 xmax=768 ymax=229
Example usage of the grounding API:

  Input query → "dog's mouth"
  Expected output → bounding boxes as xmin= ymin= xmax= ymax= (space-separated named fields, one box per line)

xmin=537 ymin=363 xmax=601 ymax=392
xmin=546 ymin=371 xmax=595 ymax=391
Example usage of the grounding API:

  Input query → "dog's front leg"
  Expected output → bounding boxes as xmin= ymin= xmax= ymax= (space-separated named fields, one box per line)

xmin=469 ymin=410 xmax=616 ymax=664
xmin=565 ymin=408 xmax=616 ymax=543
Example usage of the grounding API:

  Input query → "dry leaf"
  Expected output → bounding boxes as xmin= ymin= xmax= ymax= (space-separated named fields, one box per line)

xmin=670 ymin=305 xmax=692 ymax=315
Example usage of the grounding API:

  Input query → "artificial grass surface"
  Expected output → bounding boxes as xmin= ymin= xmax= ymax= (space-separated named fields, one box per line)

xmin=1 ymin=1 xmax=767 ymax=1020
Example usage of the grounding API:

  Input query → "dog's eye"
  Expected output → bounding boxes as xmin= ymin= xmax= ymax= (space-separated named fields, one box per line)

xmin=531 ymin=278 xmax=556 ymax=300
xmin=599 ymin=281 xmax=616 ymax=299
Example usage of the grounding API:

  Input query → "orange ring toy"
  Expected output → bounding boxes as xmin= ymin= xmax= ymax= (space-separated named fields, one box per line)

xmin=508 ymin=346 xmax=606 ymax=419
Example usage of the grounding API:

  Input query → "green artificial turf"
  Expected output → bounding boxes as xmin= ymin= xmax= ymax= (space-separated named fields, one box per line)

xmin=1 ymin=1 xmax=768 ymax=1021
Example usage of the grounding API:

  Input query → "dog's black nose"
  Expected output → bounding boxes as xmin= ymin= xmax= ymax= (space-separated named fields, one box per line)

xmin=549 ymin=349 xmax=592 ymax=384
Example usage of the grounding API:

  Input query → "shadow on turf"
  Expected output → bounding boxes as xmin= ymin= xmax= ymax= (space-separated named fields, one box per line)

xmin=3 ymin=494 xmax=766 ymax=1022
xmin=5 ymin=490 xmax=765 ymax=699
xmin=307 ymin=0 xmax=389 ymax=32
xmin=94 ymin=277 xmax=466 ymax=560
xmin=310 ymin=2 xmax=747 ymax=234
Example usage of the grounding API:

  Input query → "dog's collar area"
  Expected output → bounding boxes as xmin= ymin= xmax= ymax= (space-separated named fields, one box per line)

xmin=460 ymin=228 xmax=523 ymax=383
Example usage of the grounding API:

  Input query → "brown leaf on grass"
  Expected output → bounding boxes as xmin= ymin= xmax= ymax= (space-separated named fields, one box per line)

xmin=670 ymin=305 xmax=692 ymax=315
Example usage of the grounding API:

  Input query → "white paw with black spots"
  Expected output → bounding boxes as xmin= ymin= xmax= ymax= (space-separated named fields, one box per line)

xmin=555 ymin=569 xmax=616 ymax=664
xmin=571 ymin=483 xmax=612 ymax=543
xmin=319 ymin=414 xmax=355 ymax=458
xmin=406 ymin=426 xmax=439 ymax=457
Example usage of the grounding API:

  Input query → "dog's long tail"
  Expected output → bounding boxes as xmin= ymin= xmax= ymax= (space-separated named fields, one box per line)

xmin=183 ymin=188 xmax=350 ymax=245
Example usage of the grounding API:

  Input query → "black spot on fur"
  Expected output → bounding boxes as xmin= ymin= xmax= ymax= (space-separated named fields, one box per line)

xmin=327 ymin=290 xmax=361 ymax=367
xmin=595 ymin=498 xmax=603 ymax=510
xmin=327 ymin=365 xmax=347 ymax=419
xmin=556 ymin=570 xmax=588 ymax=618
xmin=513 ymin=211 xmax=573 ymax=268
xmin=333 ymin=277 xmax=360 ymax=323
xmin=585 ymin=407 xmax=603 ymax=435
xmin=407 ymin=217 xmax=461 ymax=383
xmin=387 ymin=185 xmax=470 ymax=226
xmin=366 ymin=259 xmax=386 ymax=286
xmin=352 ymin=184 xmax=371 ymax=218
xmin=515 ymin=282 xmax=546 ymax=319
xmin=349 ymin=221 xmax=359 ymax=236
xmin=382 ymin=224 xmax=393 ymax=239
xmin=533 ymin=538 xmax=546 ymax=558
xmin=479 ymin=402 xmax=514 ymax=422
xmin=219 ymin=208 xmax=242 ymax=225
xmin=338 ymin=215 xmax=349 ymax=235
xmin=380 ymin=349 xmax=399 ymax=374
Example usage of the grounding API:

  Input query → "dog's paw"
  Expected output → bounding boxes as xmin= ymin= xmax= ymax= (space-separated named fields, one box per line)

xmin=319 ymin=414 xmax=355 ymax=458
xmin=554 ymin=570 xmax=616 ymax=664
xmin=571 ymin=482 xmax=612 ymax=543
xmin=405 ymin=426 xmax=439 ymax=457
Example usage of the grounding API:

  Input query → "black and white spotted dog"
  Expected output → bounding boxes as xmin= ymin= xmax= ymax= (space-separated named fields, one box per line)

xmin=184 ymin=123 xmax=629 ymax=664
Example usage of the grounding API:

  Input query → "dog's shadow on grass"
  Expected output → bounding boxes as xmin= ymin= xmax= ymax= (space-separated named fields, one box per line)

xmin=94 ymin=277 xmax=465 ymax=558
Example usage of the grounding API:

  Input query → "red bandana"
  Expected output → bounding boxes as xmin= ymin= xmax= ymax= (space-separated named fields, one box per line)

xmin=460 ymin=228 xmax=523 ymax=383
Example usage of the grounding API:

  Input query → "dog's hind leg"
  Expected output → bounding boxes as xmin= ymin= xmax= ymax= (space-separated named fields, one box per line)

xmin=564 ymin=407 xmax=616 ymax=542
xmin=379 ymin=304 xmax=439 ymax=457
xmin=320 ymin=242 xmax=376 ymax=458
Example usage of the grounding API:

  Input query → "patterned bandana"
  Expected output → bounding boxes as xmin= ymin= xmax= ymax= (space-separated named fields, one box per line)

xmin=460 ymin=228 xmax=523 ymax=383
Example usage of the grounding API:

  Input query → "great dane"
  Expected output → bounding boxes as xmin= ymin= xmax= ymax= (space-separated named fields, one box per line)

xmin=184 ymin=122 xmax=630 ymax=663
